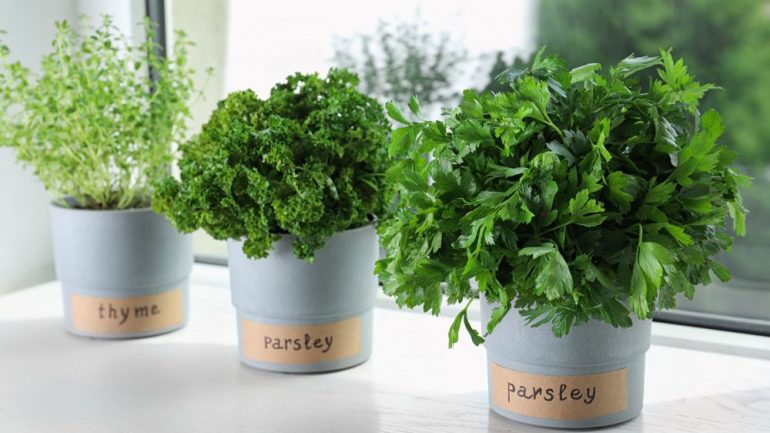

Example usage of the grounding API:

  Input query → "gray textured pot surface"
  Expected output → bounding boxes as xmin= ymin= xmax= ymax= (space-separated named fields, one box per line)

xmin=228 ymin=224 xmax=378 ymax=373
xmin=51 ymin=205 xmax=193 ymax=339
xmin=481 ymin=295 xmax=652 ymax=428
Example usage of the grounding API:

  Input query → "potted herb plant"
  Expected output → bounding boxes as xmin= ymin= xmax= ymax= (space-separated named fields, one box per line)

xmin=154 ymin=69 xmax=390 ymax=373
xmin=377 ymin=49 xmax=748 ymax=427
xmin=0 ymin=17 xmax=201 ymax=338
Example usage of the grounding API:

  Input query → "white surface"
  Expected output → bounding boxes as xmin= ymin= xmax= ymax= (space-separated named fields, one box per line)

xmin=76 ymin=0 xmax=145 ymax=34
xmin=1 ymin=264 xmax=770 ymax=432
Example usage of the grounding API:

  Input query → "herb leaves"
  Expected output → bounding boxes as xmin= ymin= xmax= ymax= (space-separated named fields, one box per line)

xmin=376 ymin=49 xmax=748 ymax=344
xmin=154 ymin=69 xmax=390 ymax=261
xmin=0 ymin=17 xmax=200 ymax=209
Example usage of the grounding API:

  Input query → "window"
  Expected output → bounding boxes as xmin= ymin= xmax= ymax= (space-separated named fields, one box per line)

xmin=172 ymin=0 xmax=770 ymax=334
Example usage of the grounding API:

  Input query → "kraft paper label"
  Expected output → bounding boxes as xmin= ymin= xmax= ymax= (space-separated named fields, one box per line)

xmin=71 ymin=288 xmax=184 ymax=335
xmin=490 ymin=363 xmax=627 ymax=420
xmin=241 ymin=316 xmax=361 ymax=365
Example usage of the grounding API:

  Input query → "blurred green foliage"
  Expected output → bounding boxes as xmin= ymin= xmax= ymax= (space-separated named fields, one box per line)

xmin=333 ymin=17 xmax=467 ymax=113
xmin=537 ymin=0 xmax=770 ymax=167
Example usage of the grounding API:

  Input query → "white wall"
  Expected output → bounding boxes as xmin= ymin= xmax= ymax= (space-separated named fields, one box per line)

xmin=0 ymin=0 xmax=144 ymax=293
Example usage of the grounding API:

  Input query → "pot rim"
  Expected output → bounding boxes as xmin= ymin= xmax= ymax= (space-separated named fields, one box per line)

xmin=50 ymin=201 xmax=154 ymax=215
xmin=228 ymin=218 xmax=378 ymax=244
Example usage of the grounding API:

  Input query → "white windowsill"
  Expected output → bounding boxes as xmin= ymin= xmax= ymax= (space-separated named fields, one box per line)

xmin=0 ymin=263 xmax=769 ymax=433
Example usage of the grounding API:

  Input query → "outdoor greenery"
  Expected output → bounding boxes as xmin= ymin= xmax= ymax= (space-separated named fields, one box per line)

xmin=538 ymin=0 xmax=770 ymax=166
xmin=154 ymin=69 xmax=391 ymax=261
xmin=333 ymin=17 xmax=466 ymax=113
xmin=0 ymin=16 xmax=200 ymax=209
xmin=377 ymin=50 xmax=748 ymax=344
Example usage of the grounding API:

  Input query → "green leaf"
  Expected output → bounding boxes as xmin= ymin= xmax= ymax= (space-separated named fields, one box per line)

xmin=463 ymin=310 xmax=485 ymax=346
xmin=488 ymin=164 xmax=527 ymax=179
xmin=399 ymin=169 xmax=427 ymax=192
xmin=546 ymin=141 xmax=576 ymax=164
xmin=585 ymin=262 xmax=614 ymax=289
xmin=448 ymin=311 xmax=463 ymax=348
xmin=519 ymin=244 xmax=555 ymax=259
xmin=614 ymin=54 xmax=661 ymax=78
xmin=535 ymin=247 xmax=573 ymax=300
xmin=407 ymin=95 xmax=422 ymax=117
xmin=591 ymin=118 xmax=612 ymax=161
xmin=551 ymin=309 xmax=576 ymax=337
xmin=607 ymin=171 xmax=641 ymax=211
xmin=645 ymin=181 xmax=676 ymax=205
xmin=569 ymin=62 xmax=601 ymax=83
xmin=486 ymin=302 xmax=511 ymax=336
xmin=518 ymin=75 xmax=551 ymax=115
xmin=459 ymin=89 xmax=484 ymax=118
xmin=453 ymin=119 xmax=492 ymax=158
xmin=679 ymin=110 xmax=723 ymax=168
xmin=709 ymin=260 xmax=731 ymax=283
xmin=727 ymin=200 xmax=747 ymax=237
xmin=669 ymin=268 xmax=695 ymax=300
xmin=662 ymin=224 xmax=693 ymax=246
xmin=630 ymin=258 xmax=649 ymax=318
xmin=520 ymin=304 xmax=557 ymax=329
xmin=568 ymin=189 xmax=606 ymax=227
xmin=388 ymin=125 xmax=418 ymax=157
xmin=638 ymin=241 xmax=672 ymax=289
xmin=386 ymin=101 xmax=411 ymax=125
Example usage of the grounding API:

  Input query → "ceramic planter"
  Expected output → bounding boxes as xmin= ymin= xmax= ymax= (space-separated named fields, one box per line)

xmin=481 ymin=294 xmax=652 ymax=428
xmin=51 ymin=205 xmax=193 ymax=339
xmin=228 ymin=224 xmax=378 ymax=373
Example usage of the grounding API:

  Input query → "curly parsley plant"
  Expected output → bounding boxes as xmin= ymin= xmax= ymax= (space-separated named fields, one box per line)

xmin=0 ymin=16 xmax=201 ymax=209
xmin=153 ymin=69 xmax=390 ymax=261
xmin=377 ymin=49 xmax=749 ymax=345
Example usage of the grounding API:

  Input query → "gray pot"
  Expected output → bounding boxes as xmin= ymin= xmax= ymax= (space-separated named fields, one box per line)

xmin=51 ymin=205 xmax=193 ymax=339
xmin=481 ymin=295 xmax=652 ymax=428
xmin=227 ymin=224 xmax=378 ymax=373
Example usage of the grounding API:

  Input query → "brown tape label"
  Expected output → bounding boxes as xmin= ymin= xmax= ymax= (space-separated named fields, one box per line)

xmin=71 ymin=288 xmax=184 ymax=335
xmin=241 ymin=316 xmax=361 ymax=365
xmin=490 ymin=363 xmax=627 ymax=420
